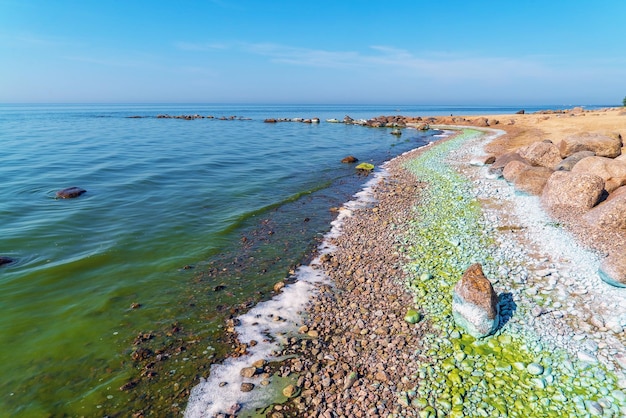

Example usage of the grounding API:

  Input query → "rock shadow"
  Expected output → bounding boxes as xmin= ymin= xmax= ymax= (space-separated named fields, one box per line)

xmin=496 ymin=292 xmax=516 ymax=332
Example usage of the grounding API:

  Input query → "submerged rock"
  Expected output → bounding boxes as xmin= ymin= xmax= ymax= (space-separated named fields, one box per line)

xmin=0 ymin=256 xmax=14 ymax=266
xmin=452 ymin=263 xmax=499 ymax=338
xmin=341 ymin=155 xmax=358 ymax=163
xmin=56 ymin=186 xmax=87 ymax=199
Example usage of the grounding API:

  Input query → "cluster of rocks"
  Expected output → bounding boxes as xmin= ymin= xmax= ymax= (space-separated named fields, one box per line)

xmin=264 ymin=117 xmax=321 ymax=123
xmin=481 ymin=131 xmax=626 ymax=287
xmin=155 ymin=114 xmax=251 ymax=120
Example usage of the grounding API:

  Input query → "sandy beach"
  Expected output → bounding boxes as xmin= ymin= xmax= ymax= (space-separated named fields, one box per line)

xmin=257 ymin=107 xmax=626 ymax=417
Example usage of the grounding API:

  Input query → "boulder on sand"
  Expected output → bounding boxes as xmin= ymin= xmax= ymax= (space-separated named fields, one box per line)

xmin=558 ymin=132 xmax=622 ymax=158
xmin=541 ymin=171 xmax=605 ymax=212
xmin=518 ymin=141 xmax=563 ymax=169
xmin=488 ymin=152 xmax=528 ymax=177
xmin=513 ymin=166 xmax=553 ymax=196
xmin=599 ymin=252 xmax=626 ymax=288
xmin=571 ymin=156 xmax=626 ymax=193
xmin=452 ymin=263 xmax=499 ymax=338
xmin=502 ymin=160 xmax=530 ymax=182
xmin=582 ymin=191 xmax=626 ymax=230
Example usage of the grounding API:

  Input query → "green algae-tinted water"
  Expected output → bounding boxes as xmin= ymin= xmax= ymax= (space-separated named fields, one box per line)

xmin=0 ymin=103 xmax=451 ymax=416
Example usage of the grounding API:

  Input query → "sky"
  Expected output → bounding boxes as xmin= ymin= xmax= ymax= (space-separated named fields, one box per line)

xmin=1 ymin=0 xmax=625 ymax=105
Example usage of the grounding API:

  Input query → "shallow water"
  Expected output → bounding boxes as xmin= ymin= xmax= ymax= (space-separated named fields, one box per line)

xmin=0 ymin=103 xmax=604 ymax=416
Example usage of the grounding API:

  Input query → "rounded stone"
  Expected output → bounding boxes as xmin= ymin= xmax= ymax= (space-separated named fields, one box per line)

xmin=527 ymin=363 xmax=544 ymax=375
xmin=56 ymin=186 xmax=87 ymax=199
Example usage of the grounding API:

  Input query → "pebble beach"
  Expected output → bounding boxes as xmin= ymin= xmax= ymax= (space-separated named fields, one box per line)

xmin=187 ymin=108 xmax=626 ymax=417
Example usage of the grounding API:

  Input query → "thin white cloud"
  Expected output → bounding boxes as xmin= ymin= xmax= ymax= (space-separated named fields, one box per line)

xmin=173 ymin=41 xmax=230 ymax=51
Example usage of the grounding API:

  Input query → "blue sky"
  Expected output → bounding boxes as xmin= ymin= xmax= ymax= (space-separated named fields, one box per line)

xmin=1 ymin=0 xmax=625 ymax=104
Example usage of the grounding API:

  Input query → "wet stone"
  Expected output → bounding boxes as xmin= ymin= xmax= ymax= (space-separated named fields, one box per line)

xmin=56 ymin=186 xmax=87 ymax=199
xmin=240 ymin=382 xmax=255 ymax=392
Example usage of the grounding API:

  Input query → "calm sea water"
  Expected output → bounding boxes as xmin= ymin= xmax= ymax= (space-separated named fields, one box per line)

xmin=0 ymin=103 xmax=602 ymax=416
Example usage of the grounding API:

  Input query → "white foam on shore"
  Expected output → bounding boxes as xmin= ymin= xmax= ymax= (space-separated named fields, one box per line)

xmin=184 ymin=167 xmax=391 ymax=417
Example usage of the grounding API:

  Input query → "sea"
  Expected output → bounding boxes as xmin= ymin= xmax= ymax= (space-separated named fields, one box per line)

xmin=0 ymin=103 xmax=606 ymax=417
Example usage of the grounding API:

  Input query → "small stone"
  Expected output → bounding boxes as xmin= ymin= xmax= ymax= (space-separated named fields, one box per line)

xmin=240 ymin=383 xmax=254 ymax=392
xmin=307 ymin=330 xmax=319 ymax=338
xmin=282 ymin=384 xmax=297 ymax=398
xmin=404 ymin=309 xmax=421 ymax=324
xmin=240 ymin=367 xmax=257 ymax=378
xmin=273 ymin=281 xmax=285 ymax=292
xmin=578 ymin=351 xmax=599 ymax=364
xmin=343 ymin=371 xmax=358 ymax=390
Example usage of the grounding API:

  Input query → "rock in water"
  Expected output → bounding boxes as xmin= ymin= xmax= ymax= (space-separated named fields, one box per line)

xmin=452 ymin=263 xmax=499 ymax=338
xmin=56 ymin=186 xmax=87 ymax=199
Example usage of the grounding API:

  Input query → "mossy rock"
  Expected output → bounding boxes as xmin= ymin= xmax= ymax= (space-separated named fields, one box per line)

xmin=404 ymin=309 xmax=422 ymax=324
xmin=355 ymin=162 xmax=374 ymax=171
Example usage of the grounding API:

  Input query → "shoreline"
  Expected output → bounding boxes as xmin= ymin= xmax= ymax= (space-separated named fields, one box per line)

xmin=185 ymin=107 xmax=626 ymax=417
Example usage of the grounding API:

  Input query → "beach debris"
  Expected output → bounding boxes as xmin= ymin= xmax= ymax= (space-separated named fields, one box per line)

xmin=341 ymin=155 xmax=358 ymax=163
xmin=452 ymin=263 xmax=499 ymax=338
xmin=56 ymin=186 xmax=86 ymax=199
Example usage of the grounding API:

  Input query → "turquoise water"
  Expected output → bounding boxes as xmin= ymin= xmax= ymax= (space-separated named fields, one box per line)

xmin=0 ymin=103 xmax=604 ymax=416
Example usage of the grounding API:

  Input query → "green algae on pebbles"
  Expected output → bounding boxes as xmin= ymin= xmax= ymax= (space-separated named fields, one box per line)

xmin=401 ymin=129 xmax=626 ymax=417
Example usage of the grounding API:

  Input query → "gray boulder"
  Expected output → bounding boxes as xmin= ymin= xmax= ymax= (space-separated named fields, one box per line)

xmin=555 ymin=150 xmax=595 ymax=171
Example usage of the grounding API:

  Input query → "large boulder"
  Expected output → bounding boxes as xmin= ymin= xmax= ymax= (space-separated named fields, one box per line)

xmin=452 ymin=263 xmax=499 ymax=338
xmin=541 ymin=171 xmax=605 ymax=211
xmin=555 ymin=150 xmax=595 ymax=171
xmin=558 ymin=133 xmax=622 ymax=158
xmin=599 ymin=253 xmax=626 ymax=288
xmin=571 ymin=156 xmax=626 ymax=193
xmin=502 ymin=160 xmax=530 ymax=182
xmin=513 ymin=166 xmax=553 ymax=195
xmin=518 ymin=141 xmax=563 ymax=169
xmin=488 ymin=152 xmax=528 ymax=177
xmin=582 ymin=191 xmax=626 ymax=230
